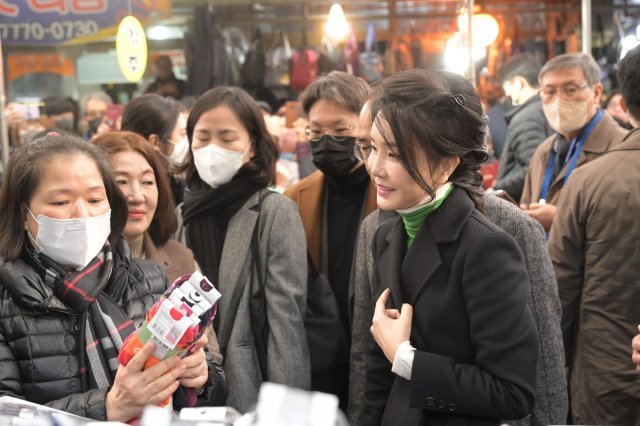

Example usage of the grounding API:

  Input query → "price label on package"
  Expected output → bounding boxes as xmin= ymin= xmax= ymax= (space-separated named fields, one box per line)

xmin=147 ymin=301 xmax=192 ymax=350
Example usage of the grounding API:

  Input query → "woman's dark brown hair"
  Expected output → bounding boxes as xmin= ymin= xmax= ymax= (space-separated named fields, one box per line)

xmin=0 ymin=132 xmax=128 ymax=261
xmin=369 ymin=69 xmax=488 ymax=208
xmin=182 ymin=86 xmax=278 ymax=187
xmin=121 ymin=93 xmax=181 ymax=145
xmin=91 ymin=131 xmax=178 ymax=246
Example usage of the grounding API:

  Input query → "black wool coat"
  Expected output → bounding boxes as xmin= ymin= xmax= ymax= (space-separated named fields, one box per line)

xmin=364 ymin=188 xmax=538 ymax=426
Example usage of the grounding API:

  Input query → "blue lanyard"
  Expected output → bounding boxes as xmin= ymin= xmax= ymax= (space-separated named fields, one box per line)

xmin=539 ymin=110 xmax=603 ymax=202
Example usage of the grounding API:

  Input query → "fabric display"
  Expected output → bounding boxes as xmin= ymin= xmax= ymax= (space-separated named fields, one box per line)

xmin=118 ymin=271 xmax=221 ymax=407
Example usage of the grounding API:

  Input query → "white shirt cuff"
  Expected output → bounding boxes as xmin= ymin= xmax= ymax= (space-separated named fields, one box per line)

xmin=391 ymin=340 xmax=416 ymax=380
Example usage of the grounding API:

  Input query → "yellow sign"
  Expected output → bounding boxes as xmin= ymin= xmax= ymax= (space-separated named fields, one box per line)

xmin=116 ymin=16 xmax=147 ymax=83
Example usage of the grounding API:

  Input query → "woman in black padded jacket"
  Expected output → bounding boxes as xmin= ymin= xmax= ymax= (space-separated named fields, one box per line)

xmin=0 ymin=133 xmax=225 ymax=421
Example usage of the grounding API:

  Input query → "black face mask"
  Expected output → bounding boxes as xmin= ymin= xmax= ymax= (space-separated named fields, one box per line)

xmin=311 ymin=135 xmax=360 ymax=180
xmin=87 ymin=116 xmax=103 ymax=136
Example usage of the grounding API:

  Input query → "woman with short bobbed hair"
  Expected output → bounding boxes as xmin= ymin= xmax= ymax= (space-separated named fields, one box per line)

xmin=0 ymin=132 xmax=224 ymax=421
xmin=176 ymin=86 xmax=310 ymax=412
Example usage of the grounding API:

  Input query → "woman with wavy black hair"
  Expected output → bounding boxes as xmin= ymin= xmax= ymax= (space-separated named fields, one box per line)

xmin=360 ymin=69 xmax=539 ymax=425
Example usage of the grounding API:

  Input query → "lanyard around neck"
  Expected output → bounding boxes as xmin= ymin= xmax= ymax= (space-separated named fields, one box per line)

xmin=539 ymin=110 xmax=604 ymax=202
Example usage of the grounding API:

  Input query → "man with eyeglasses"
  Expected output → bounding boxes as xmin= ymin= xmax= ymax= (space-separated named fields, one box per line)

xmin=519 ymin=53 xmax=627 ymax=231
xmin=547 ymin=45 xmax=640 ymax=424
xmin=284 ymin=71 xmax=375 ymax=412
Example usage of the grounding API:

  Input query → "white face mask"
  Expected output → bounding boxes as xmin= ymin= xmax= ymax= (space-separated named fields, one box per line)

xmin=193 ymin=143 xmax=251 ymax=188
xmin=167 ymin=137 xmax=190 ymax=167
xmin=543 ymin=97 xmax=593 ymax=136
xmin=26 ymin=207 xmax=112 ymax=270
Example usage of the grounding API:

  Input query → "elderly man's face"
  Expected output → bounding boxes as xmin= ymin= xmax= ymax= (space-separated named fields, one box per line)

xmin=539 ymin=67 xmax=602 ymax=138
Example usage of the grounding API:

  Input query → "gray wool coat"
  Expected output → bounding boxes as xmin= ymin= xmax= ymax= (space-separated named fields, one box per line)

xmin=349 ymin=194 xmax=567 ymax=426
xmin=176 ymin=190 xmax=311 ymax=413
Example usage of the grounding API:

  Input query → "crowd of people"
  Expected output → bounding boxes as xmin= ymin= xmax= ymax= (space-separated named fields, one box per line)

xmin=1 ymin=44 xmax=640 ymax=426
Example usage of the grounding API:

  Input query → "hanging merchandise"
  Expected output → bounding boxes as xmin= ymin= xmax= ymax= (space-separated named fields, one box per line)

xmin=358 ymin=23 xmax=383 ymax=83
xmin=290 ymin=47 xmax=320 ymax=92
xmin=266 ymin=30 xmax=292 ymax=87
xmin=242 ymin=28 xmax=267 ymax=89
xmin=318 ymin=35 xmax=344 ymax=75
xmin=408 ymin=24 xmax=424 ymax=69
xmin=185 ymin=4 xmax=248 ymax=94
xmin=343 ymin=30 xmax=359 ymax=75
xmin=223 ymin=27 xmax=249 ymax=87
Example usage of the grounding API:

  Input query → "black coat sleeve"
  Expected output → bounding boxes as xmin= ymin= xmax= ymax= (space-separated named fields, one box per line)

xmin=408 ymin=232 xmax=538 ymax=421
xmin=363 ymin=320 xmax=396 ymax=425
xmin=496 ymin=108 xmax=551 ymax=202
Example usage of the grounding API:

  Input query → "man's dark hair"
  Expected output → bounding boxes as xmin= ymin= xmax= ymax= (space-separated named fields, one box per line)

xmin=301 ymin=71 xmax=371 ymax=116
xmin=498 ymin=53 xmax=542 ymax=87
xmin=618 ymin=45 xmax=640 ymax=121
xmin=41 ymin=96 xmax=74 ymax=116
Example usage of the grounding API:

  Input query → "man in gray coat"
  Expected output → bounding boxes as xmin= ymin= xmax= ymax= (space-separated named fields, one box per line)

xmin=495 ymin=54 xmax=553 ymax=203
xmin=349 ymin=102 xmax=567 ymax=425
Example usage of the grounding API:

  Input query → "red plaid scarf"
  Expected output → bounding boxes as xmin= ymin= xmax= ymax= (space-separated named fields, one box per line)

xmin=25 ymin=242 xmax=136 ymax=390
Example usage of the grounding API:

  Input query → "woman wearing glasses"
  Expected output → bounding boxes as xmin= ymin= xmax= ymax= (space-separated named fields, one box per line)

xmin=360 ymin=69 xmax=539 ymax=425
xmin=284 ymin=71 xmax=375 ymax=410
xmin=519 ymin=53 xmax=627 ymax=232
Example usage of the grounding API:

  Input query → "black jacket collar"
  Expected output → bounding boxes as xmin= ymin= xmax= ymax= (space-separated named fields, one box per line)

xmin=375 ymin=187 xmax=476 ymax=308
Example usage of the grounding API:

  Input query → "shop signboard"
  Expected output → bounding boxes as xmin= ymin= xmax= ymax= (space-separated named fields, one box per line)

xmin=116 ymin=15 xmax=147 ymax=82
xmin=0 ymin=0 xmax=171 ymax=46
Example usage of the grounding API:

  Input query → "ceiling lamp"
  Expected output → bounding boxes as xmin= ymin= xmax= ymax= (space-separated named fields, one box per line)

xmin=458 ymin=12 xmax=499 ymax=48
xmin=472 ymin=13 xmax=499 ymax=47
xmin=324 ymin=3 xmax=350 ymax=43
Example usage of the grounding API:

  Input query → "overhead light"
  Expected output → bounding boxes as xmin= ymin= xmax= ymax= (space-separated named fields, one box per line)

xmin=473 ymin=14 xmax=500 ymax=47
xmin=458 ymin=13 xmax=499 ymax=48
xmin=444 ymin=34 xmax=468 ymax=76
xmin=146 ymin=25 xmax=184 ymax=41
xmin=324 ymin=3 xmax=350 ymax=43
xmin=620 ymin=34 xmax=640 ymax=59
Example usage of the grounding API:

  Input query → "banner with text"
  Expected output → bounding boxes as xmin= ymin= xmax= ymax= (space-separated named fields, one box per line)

xmin=0 ymin=0 xmax=171 ymax=46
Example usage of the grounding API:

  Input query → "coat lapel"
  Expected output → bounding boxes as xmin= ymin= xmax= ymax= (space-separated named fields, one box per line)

xmin=401 ymin=226 xmax=442 ymax=306
xmin=401 ymin=188 xmax=474 ymax=305
xmin=297 ymin=172 xmax=325 ymax=268
xmin=217 ymin=194 xmax=259 ymax=315
xmin=375 ymin=217 xmax=406 ymax=309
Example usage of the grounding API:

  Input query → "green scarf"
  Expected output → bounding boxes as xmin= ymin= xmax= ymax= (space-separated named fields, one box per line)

xmin=399 ymin=183 xmax=454 ymax=247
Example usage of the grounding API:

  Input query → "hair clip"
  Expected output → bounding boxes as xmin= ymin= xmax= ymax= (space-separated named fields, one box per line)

xmin=451 ymin=94 xmax=466 ymax=108
xmin=46 ymin=131 xmax=58 ymax=137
